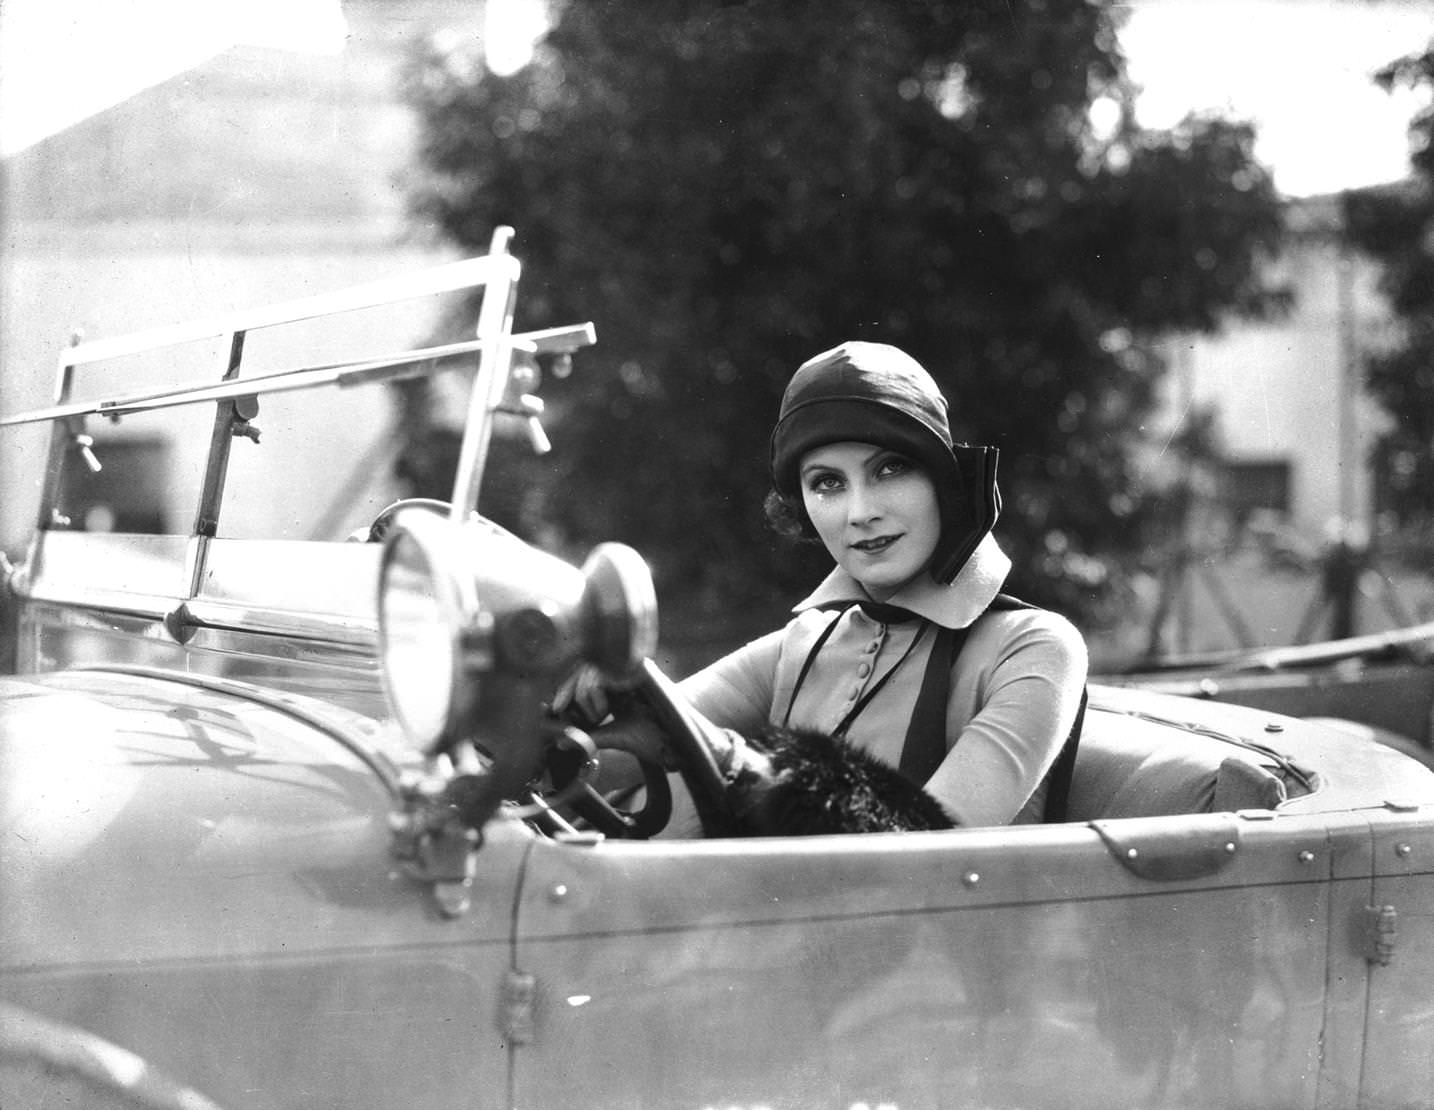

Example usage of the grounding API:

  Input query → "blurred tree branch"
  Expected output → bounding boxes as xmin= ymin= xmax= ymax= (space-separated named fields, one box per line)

xmin=1344 ymin=44 xmax=1434 ymax=536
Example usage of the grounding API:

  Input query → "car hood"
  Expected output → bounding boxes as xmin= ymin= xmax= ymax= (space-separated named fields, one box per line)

xmin=0 ymin=667 xmax=518 ymax=972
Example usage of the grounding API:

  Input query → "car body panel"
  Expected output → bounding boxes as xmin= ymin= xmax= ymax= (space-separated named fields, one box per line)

xmin=1363 ymin=807 xmax=1434 ymax=1106
xmin=1 ymin=1001 xmax=230 ymax=1110
xmin=497 ymin=686 xmax=1434 ymax=1109
xmin=11 ymin=659 xmax=1434 ymax=1109
xmin=504 ymin=805 xmax=1429 ymax=1110
xmin=0 ymin=669 xmax=525 ymax=1110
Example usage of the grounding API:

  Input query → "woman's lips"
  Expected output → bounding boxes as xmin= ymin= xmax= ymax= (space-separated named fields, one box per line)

xmin=851 ymin=534 xmax=900 ymax=554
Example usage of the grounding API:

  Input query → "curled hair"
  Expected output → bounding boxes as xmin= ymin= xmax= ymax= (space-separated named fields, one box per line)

xmin=763 ymin=488 xmax=819 ymax=543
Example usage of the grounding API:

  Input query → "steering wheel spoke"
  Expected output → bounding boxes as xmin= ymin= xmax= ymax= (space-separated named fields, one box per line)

xmin=540 ymin=720 xmax=674 ymax=838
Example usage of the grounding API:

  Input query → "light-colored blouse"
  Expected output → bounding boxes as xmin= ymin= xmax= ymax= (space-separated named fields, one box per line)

xmin=678 ymin=535 xmax=1088 ymax=826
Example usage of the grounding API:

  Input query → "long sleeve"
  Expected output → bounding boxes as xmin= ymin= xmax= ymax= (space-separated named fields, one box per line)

xmin=677 ymin=627 xmax=785 ymax=738
xmin=923 ymin=609 xmax=1088 ymax=826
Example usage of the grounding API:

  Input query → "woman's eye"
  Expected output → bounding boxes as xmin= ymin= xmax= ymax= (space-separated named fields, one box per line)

xmin=807 ymin=473 xmax=842 ymax=494
xmin=876 ymin=456 xmax=912 ymax=478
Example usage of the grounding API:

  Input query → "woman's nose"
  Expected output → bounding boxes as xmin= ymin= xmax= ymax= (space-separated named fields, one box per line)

xmin=846 ymin=480 xmax=879 ymax=524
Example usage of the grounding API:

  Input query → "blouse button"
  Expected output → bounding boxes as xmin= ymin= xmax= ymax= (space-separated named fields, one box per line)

xmin=864 ymin=641 xmax=879 ymax=654
xmin=850 ymin=685 xmax=863 ymax=699
xmin=856 ymin=662 xmax=871 ymax=678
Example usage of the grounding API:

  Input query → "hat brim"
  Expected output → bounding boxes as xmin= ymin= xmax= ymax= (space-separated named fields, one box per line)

xmin=770 ymin=400 xmax=954 ymax=497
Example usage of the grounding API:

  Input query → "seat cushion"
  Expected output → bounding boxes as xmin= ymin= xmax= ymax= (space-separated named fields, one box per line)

xmin=1067 ymin=708 xmax=1288 ymax=820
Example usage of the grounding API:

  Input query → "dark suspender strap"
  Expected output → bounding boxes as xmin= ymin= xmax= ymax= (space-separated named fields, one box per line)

xmin=896 ymin=594 xmax=1087 ymax=823
xmin=898 ymin=594 xmax=1026 ymax=783
xmin=897 ymin=622 xmax=967 ymax=782
xmin=1041 ymin=688 xmax=1086 ymax=823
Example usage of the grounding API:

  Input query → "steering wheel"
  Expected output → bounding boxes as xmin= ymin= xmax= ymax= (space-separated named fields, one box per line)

xmin=589 ymin=662 xmax=954 ymax=838
xmin=542 ymin=727 xmax=674 ymax=838
xmin=628 ymin=660 xmax=741 ymax=836
xmin=541 ymin=660 xmax=740 ymax=839
xmin=365 ymin=497 xmax=452 ymax=543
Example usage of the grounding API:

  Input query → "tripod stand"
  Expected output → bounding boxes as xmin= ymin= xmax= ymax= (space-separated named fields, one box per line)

xmin=1292 ymin=538 xmax=1416 ymax=644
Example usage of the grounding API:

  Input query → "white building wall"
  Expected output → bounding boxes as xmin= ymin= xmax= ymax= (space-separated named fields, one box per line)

xmin=0 ymin=232 xmax=456 ymax=545
xmin=0 ymin=1 xmax=488 ymax=552
xmin=1158 ymin=201 xmax=1393 ymax=544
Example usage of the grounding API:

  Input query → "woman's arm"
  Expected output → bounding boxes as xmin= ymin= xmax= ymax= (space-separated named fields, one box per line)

xmin=676 ymin=627 xmax=786 ymax=735
xmin=924 ymin=610 xmax=1088 ymax=827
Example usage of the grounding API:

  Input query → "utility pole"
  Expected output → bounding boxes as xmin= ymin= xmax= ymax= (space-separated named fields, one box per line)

xmin=1330 ymin=239 xmax=1362 ymax=640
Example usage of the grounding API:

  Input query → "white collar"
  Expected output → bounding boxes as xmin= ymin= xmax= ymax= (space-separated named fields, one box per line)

xmin=793 ymin=533 xmax=1011 ymax=630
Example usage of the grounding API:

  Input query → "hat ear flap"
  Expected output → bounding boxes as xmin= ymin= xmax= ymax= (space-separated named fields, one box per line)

xmin=932 ymin=446 xmax=1001 ymax=584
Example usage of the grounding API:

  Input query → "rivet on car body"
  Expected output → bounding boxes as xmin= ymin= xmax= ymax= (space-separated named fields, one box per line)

xmin=1126 ymin=848 xmax=1139 ymax=860
xmin=549 ymin=883 xmax=570 ymax=903
xmin=962 ymin=871 xmax=980 ymax=887
xmin=1264 ymin=721 xmax=1284 ymax=733
xmin=1298 ymin=850 xmax=1316 ymax=864
xmin=1396 ymin=843 xmax=1413 ymax=858
xmin=1225 ymin=842 xmax=1237 ymax=854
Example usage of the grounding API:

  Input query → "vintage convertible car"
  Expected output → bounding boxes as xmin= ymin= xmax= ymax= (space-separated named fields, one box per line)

xmin=2 ymin=234 xmax=1432 ymax=1110
xmin=1099 ymin=622 xmax=1434 ymax=776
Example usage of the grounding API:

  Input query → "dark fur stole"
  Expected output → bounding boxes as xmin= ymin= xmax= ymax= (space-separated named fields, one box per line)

xmin=735 ymin=726 xmax=954 ymax=836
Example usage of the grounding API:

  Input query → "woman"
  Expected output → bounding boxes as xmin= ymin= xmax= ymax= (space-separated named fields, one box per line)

xmin=577 ymin=341 xmax=1087 ymax=834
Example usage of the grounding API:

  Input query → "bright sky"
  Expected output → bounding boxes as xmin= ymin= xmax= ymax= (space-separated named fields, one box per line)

xmin=0 ymin=0 xmax=349 ymax=157
xmin=1123 ymin=0 xmax=1434 ymax=195
xmin=484 ymin=0 xmax=550 ymax=78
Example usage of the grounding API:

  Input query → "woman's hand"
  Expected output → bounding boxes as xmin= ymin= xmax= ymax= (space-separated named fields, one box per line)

xmin=553 ymin=664 xmax=678 ymax=769
xmin=590 ymin=711 xmax=674 ymax=769
xmin=551 ymin=662 xmax=613 ymax=729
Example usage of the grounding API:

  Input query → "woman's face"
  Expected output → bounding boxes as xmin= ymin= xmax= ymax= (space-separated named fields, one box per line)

xmin=799 ymin=441 xmax=941 ymax=601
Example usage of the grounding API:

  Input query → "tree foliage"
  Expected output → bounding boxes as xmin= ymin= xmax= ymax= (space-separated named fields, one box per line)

xmin=401 ymin=0 xmax=1285 ymax=635
xmin=1344 ymin=46 xmax=1434 ymax=527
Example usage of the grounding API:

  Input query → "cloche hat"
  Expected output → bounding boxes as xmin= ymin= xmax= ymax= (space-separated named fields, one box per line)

xmin=769 ymin=341 xmax=1000 ymax=583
